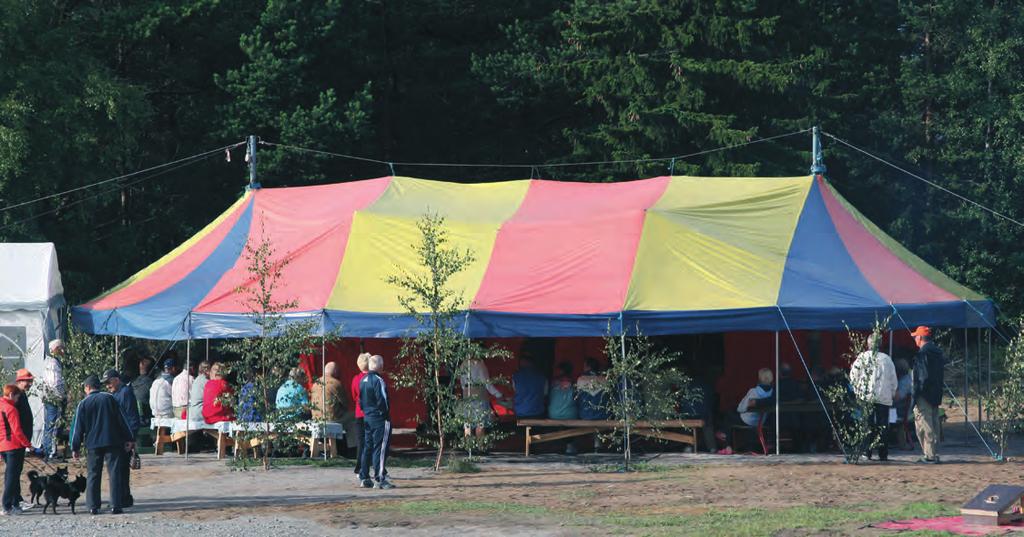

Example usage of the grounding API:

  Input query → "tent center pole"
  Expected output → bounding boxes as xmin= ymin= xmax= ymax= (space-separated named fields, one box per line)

xmin=322 ymin=335 xmax=327 ymax=462
xmin=114 ymin=335 xmax=120 ymax=371
xmin=963 ymin=328 xmax=969 ymax=444
xmin=977 ymin=328 xmax=982 ymax=425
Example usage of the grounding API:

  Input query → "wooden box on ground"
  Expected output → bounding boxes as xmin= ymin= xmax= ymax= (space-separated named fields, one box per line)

xmin=961 ymin=484 xmax=1024 ymax=526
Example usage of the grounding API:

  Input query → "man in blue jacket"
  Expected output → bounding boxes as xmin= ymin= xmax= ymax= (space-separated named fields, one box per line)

xmin=71 ymin=375 xmax=136 ymax=515
xmin=358 ymin=355 xmax=394 ymax=490
xmin=911 ymin=326 xmax=945 ymax=464
xmin=102 ymin=369 xmax=140 ymax=508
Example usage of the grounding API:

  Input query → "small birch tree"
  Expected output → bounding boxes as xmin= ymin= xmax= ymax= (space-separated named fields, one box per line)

xmin=387 ymin=214 xmax=508 ymax=471
xmin=984 ymin=319 xmax=1024 ymax=461
xmin=219 ymin=221 xmax=322 ymax=470
xmin=602 ymin=329 xmax=697 ymax=471
xmin=823 ymin=320 xmax=889 ymax=464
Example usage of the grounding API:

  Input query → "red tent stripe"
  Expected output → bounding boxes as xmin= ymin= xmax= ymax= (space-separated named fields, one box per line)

xmin=816 ymin=176 xmax=957 ymax=304
xmin=194 ymin=178 xmax=393 ymax=313
xmin=472 ymin=177 xmax=669 ymax=313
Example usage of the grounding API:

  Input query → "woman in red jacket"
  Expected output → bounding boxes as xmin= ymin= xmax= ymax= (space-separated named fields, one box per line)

xmin=202 ymin=363 xmax=234 ymax=424
xmin=1 ymin=384 xmax=32 ymax=516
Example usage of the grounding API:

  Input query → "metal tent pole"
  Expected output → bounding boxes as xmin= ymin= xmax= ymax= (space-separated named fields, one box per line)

xmin=977 ymin=328 xmax=982 ymax=425
xmin=322 ymin=335 xmax=327 ymax=461
xmin=115 ymin=335 xmax=120 ymax=370
xmin=774 ymin=331 xmax=780 ymax=455
xmin=963 ymin=328 xmax=969 ymax=443
xmin=987 ymin=329 xmax=992 ymax=394
xmin=185 ymin=338 xmax=191 ymax=460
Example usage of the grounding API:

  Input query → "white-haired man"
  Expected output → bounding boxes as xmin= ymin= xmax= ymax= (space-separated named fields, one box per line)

xmin=849 ymin=333 xmax=898 ymax=461
xmin=358 ymin=355 xmax=394 ymax=490
xmin=42 ymin=339 xmax=67 ymax=459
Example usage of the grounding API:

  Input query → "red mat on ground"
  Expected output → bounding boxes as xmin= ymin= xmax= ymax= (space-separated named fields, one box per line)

xmin=875 ymin=516 xmax=1024 ymax=535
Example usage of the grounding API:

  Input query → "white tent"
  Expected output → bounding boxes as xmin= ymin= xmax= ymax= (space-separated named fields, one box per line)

xmin=0 ymin=243 xmax=65 ymax=444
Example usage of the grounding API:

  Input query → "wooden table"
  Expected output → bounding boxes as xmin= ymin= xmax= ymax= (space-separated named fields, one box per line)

xmin=517 ymin=419 xmax=704 ymax=456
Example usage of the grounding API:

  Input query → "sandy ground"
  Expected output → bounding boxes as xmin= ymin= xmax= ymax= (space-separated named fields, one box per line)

xmin=0 ymin=422 xmax=1019 ymax=536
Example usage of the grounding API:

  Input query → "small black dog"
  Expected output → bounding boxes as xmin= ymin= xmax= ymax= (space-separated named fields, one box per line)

xmin=29 ymin=466 xmax=69 ymax=505
xmin=41 ymin=467 xmax=78 ymax=514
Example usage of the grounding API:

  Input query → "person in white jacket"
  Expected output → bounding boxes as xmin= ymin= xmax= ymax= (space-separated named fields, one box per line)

xmin=149 ymin=359 xmax=176 ymax=419
xmin=849 ymin=333 xmax=898 ymax=461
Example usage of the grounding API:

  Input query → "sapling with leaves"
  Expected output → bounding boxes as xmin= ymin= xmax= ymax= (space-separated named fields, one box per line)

xmin=983 ymin=319 xmax=1024 ymax=461
xmin=824 ymin=320 xmax=896 ymax=464
xmin=601 ymin=329 xmax=699 ymax=471
xmin=387 ymin=214 xmax=509 ymax=471
xmin=219 ymin=220 xmax=323 ymax=470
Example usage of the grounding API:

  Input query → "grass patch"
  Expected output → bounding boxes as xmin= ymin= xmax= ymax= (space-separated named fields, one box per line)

xmin=225 ymin=456 xmax=435 ymax=470
xmin=390 ymin=500 xmax=556 ymax=517
xmin=446 ymin=458 xmax=481 ymax=473
xmin=587 ymin=462 xmax=672 ymax=473
xmin=600 ymin=501 xmax=955 ymax=536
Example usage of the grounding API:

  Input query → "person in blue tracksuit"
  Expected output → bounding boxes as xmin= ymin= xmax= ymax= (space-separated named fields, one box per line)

xmin=71 ymin=375 xmax=136 ymax=515
xmin=358 ymin=355 xmax=394 ymax=490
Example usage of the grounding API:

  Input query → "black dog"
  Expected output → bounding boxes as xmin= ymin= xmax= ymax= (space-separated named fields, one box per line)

xmin=29 ymin=466 xmax=68 ymax=505
xmin=42 ymin=472 xmax=83 ymax=515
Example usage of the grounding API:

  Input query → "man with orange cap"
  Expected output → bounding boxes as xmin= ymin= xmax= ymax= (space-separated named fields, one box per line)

xmin=910 ymin=327 xmax=944 ymax=463
xmin=12 ymin=370 xmax=34 ymax=450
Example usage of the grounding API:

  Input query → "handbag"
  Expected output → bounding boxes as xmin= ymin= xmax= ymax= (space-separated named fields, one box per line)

xmin=129 ymin=448 xmax=141 ymax=470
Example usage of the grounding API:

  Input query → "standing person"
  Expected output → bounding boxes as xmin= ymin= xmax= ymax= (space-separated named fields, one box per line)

xmin=892 ymin=358 xmax=914 ymax=450
xmin=102 ymin=369 xmax=140 ymax=508
xmin=171 ymin=361 xmax=194 ymax=419
xmin=132 ymin=356 xmax=155 ymax=420
xmin=0 ymin=385 xmax=32 ymax=516
xmin=71 ymin=375 xmax=135 ymax=515
xmin=189 ymin=361 xmax=211 ymax=422
xmin=42 ymin=339 xmax=67 ymax=459
xmin=350 ymin=353 xmax=370 ymax=476
xmin=849 ymin=333 xmax=898 ymax=461
xmin=911 ymin=326 xmax=945 ymax=464
xmin=149 ymin=359 xmax=175 ymax=418
xmin=11 ymin=370 xmax=34 ymax=510
xmin=358 ymin=355 xmax=394 ymax=490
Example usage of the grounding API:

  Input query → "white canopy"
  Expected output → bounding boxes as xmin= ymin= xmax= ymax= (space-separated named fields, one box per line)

xmin=0 ymin=242 xmax=65 ymax=311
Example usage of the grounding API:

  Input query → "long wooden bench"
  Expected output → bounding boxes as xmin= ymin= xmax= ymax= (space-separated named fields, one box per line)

xmin=517 ymin=419 xmax=704 ymax=456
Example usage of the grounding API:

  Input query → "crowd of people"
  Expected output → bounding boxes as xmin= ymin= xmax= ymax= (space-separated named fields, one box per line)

xmin=0 ymin=325 xmax=951 ymax=516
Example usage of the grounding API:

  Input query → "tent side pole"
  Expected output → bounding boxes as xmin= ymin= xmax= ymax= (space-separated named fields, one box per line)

xmin=114 ymin=335 xmax=120 ymax=371
xmin=988 ymin=329 xmax=992 ymax=394
xmin=185 ymin=338 xmax=190 ymax=461
xmin=774 ymin=331 xmax=779 ymax=456
xmin=322 ymin=335 xmax=327 ymax=461
xmin=963 ymin=327 xmax=969 ymax=443
xmin=977 ymin=327 xmax=982 ymax=425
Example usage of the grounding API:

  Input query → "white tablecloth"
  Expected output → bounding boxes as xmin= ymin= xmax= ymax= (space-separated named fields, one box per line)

xmin=150 ymin=417 xmax=232 ymax=435
xmin=228 ymin=421 xmax=343 ymax=439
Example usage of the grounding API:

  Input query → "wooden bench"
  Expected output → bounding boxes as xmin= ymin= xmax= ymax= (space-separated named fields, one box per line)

xmin=517 ymin=419 xmax=703 ymax=456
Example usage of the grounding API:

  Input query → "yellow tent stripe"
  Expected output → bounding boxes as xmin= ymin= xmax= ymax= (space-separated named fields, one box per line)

xmin=624 ymin=176 xmax=812 ymax=311
xmin=327 ymin=177 xmax=530 ymax=312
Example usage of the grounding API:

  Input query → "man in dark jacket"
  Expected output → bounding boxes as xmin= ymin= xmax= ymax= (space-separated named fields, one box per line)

xmin=102 ymin=369 xmax=140 ymax=508
xmin=911 ymin=326 xmax=944 ymax=463
xmin=358 ymin=355 xmax=394 ymax=490
xmin=71 ymin=375 xmax=136 ymax=515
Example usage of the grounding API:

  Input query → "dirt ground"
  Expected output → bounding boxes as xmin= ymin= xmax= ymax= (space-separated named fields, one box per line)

xmin=3 ymin=422 xmax=1019 ymax=536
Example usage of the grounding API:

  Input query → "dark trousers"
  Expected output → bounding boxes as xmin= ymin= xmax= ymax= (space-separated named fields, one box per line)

xmin=353 ymin=418 xmax=365 ymax=474
xmin=87 ymin=445 xmax=126 ymax=511
xmin=359 ymin=420 xmax=391 ymax=482
xmin=864 ymin=403 xmax=890 ymax=460
xmin=118 ymin=451 xmax=133 ymax=506
xmin=1 ymin=449 xmax=24 ymax=511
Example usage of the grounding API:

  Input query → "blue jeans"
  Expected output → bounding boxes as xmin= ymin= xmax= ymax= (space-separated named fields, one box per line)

xmin=43 ymin=401 xmax=64 ymax=458
xmin=358 ymin=420 xmax=391 ymax=482
xmin=1 ymin=449 xmax=24 ymax=511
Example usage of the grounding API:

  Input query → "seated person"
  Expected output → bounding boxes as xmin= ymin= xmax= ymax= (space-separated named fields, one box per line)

xmin=189 ymin=360 xmax=211 ymax=422
xmin=737 ymin=368 xmax=775 ymax=427
xmin=576 ymin=358 xmax=609 ymax=420
xmin=459 ymin=358 xmax=503 ymax=441
xmin=512 ymin=357 xmax=548 ymax=418
xmin=310 ymin=362 xmax=346 ymax=423
xmin=149 ymin=358 xmax=176 ymax=419
xmin=202 ymin=363 xmax=234 ymax=424
xmin=276 ymin=368 xmax=312 ymax=420
xmin=547 ymin=362 xmax=578 ymax=420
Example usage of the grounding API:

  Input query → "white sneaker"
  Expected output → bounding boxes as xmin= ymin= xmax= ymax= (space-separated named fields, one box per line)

xmin=19 ymin=501 xmax=34 ymax=510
